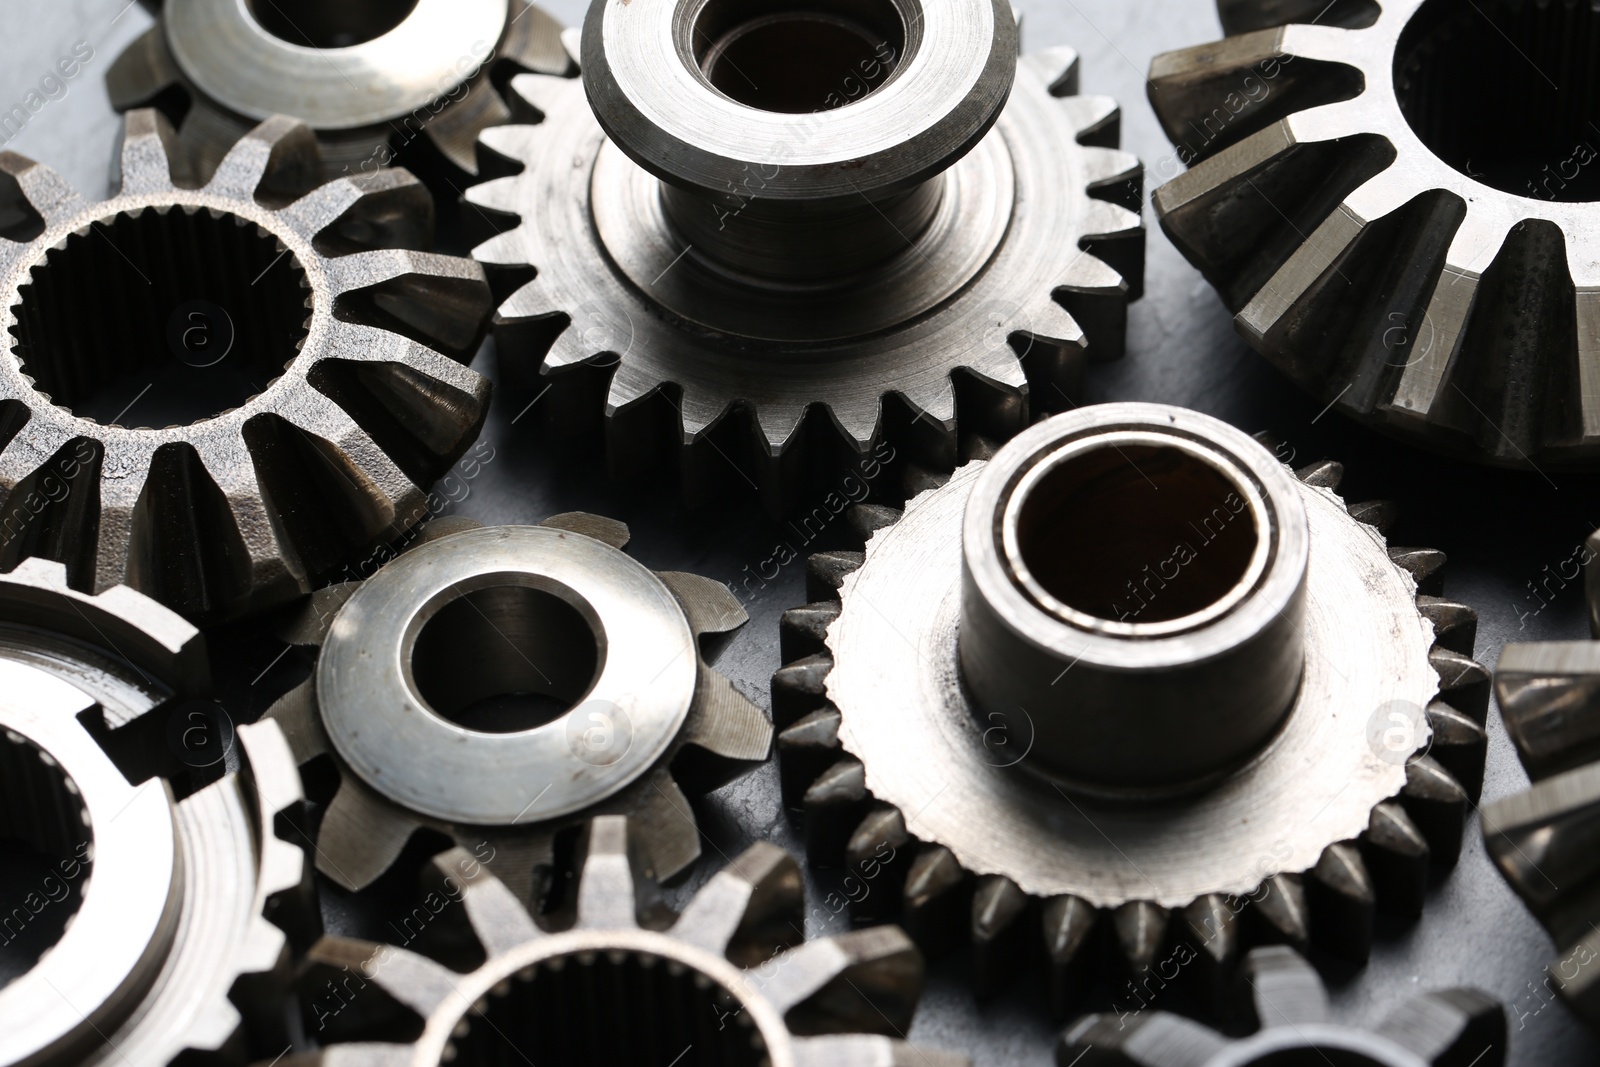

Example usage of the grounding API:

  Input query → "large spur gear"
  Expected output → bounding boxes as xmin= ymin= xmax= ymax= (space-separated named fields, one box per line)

xmin=293 ymin=815 xmax=960 ymax=1067
xmin=466 ymin=0 xmax=1143 ymax=510
xmin=774 ymin=403 xmax=1489 ymax=1013
xmin=265 ymin=514 xmax=772 ymax=902
xmin=0 ymin=109 xmax=493 ymax=622
xmin=1483 ymin=526 xmax=1600 ymax=1026
xmin=107 ymin=0 xmax=571 ymax=183
xmin=0 ymin=566 xmax=309 ymax=1065
xmin=1061 ymin=944 xmax=1505 ymax=1066
xmin=1148 ymin=0 xmax=1600 ymax=468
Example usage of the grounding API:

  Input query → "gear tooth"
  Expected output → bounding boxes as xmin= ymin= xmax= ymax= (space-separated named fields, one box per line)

xmin=1482 ymin=763 xmax=1600 ymax=945
xmin=1020 ymin=44 xmax=1080 ymax=96
xmin=1246 ymin=874 xmax=1310 ymax=952
xmin=654 ymin=569 xmax=746 ymax=635
xmin=1017 ymin=289 xmax=1090 ymax=349
xmin=779 ymin=707 xmax=843 ymax=806
xmin=971 ymin=875 xmax=1033 ymax=999
xmin=1080 ymin=199 xmax=1143 ymax=245
xmin=476 ymin=123 xmax=538 ymax=167
xmin=1081 ymin=145 xmax=1143 ymax=206
xmin=205 ymin=115 xmax=322 ymax=203
xmin=426 ymin=847 xmax=543 ymax=956
xmin=545 ymin=317 xmax=604 ymax=371
xmin=423 ymin=84 xmax=515 ymax=176
xmin=308 ymin=935 xmax=460 ymax=1021
xmin=802 ymin=757 xmax=870 ymax=867
xmin=1111 ymin=900 xmax=1169 ymax=981
xmin=1416 ymin=596 xmax=1477 ymax=657
xmin=1389 ymin=546 xmax=1447 ymax=597
xmin=1360 ymin=800 xmax=1430 ymax=918
xmin=88 ymin=451 xmax=152 ymax=598
xmin=272 ymin=404 xmax=425 ymax=545
xmin=845 ymin=807 xmax=913 ymax=922
xmin=105 ymin=25 xmax=180 ymax=111
xmin=506 ymin=71 xmax=577 ymax=121
xmin=1058 ymin=94 xmax=1120 ymax=147
xmin=475 ymin=226 xmax=538 ymax=271
xmin=1429 ymin=646 xmax=1490 ymax=726
xmin=844 ymin=504 xmax=903 ymax=544
xmin=538 ymin=511 xmax=630 ymax=549
xmin=772 ymin=652 xmax=833 ymax=728
xmin=574 ymin=815 xmax=641 ymax=930
xmin=1243 ymin=944 xmax=1329 ymax=1027
xmin=780 ymin=602 xmax=842 ymax=662
xmin=760 ymin=926 xmax=922 ymax=1034
xmin=678 ymin=667 xmax=772 ymax=783
xmin=902 ymin=374 xmax=957 ymax=429
xmin=316 ymin=778 xmax=423 ymax=891
xmin=1374 ymin=988 xmax=1507 ymax=1067
xmin=113 ymin=109 xmax=188 ymax=195
xmin=1307 ymin=841 xmax=1375 ymax=961
xmin=901 ymin=462 xmax=951 ymax=498
xmin=1423 ymin=702 xmax=1487 ymax=802
xmin=0 ymin=150 xmax=85 ymax=229
xmin=1294 ymin=458 xmax=1343 ymax=489
xmin=673 ymin=840 xmax=803 ymax=964
xmin=1178 ymin=894 xmax=1239 ymax=1009
xmin=807 ymin=550 xmax=866 ymax=601
xmin=1042 ymin=895 xmax=1097 ymax=1019
xmin=326 ymin=251 xmax=492 ymax=357
xmin=1496 ymin=640 xmax=1600 ymax=778
xmin=902 ymin=844 xmax=973 ymax=959
xmin=261 ymin=678 xmax=331 ymax=765
xmin=463 ymin=175 xmax=527 ymax=219
xmin=1345 ymin=498 xmax=1397 ymax=534
xmin=279 ymin=168 xmax=433 ymax=251
xmin=604 ymin=366 xmax=662 ymax=416
xmin=1398 ymin=755 xmax=1468 ymax=864
xmin=1060 ymin=1011 xmax=1227 ymax=1065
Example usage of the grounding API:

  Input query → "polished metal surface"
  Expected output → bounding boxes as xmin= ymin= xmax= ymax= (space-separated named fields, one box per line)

xmin=1062 ymin=945 xmax=1505 ymax=1066
xmin=466 ymin=0 xmax=1143 ymax=510
xmin=1148 ymin=0 xmax=1600 ymax=470
xmin=298 ymin=816 xmax=960 ymax=1067
xmin=107 ymin=0 xmax=571 ymax=179
xmin=265 ymin=515 xmax=772 ymax=900
xmin=0 ymin=110 xmax=492 ymax=622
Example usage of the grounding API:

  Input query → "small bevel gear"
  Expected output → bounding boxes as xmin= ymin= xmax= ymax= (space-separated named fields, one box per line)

xmin=1483 ymin=526 xmax=1600 ymax=1026
xmin=107 ymin=0 xmax=571 ymax=183
xmin=1060 ymin=944 xmax=1505 ymax=1066
xmin=465 ymin=0 xmax=1143 ymax=510
xmin=0 ymin=565 xmax=310 ymax=1065
xmin=292 ymin=815 xmax=961 ymax=1067
xmin=0 ymin=109 xmax=493 ymax=622
xmin=1148 ymin=0 xmax=1600 ymax=468
xmin=774 ymin=403 xmax=1490 ymax=1013
xmin=265 ymin=514 xmax=772 ymax=902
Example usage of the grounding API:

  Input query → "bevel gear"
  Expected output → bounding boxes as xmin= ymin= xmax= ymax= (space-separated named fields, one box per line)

xmin=1483 ymin=524 xmax=1600 ymax=1026
xmin=107 ymin=0 xmax=571 ymax=184
xmin=1148 ymin=0 xmax=1600 ymax=468
xmin=774 ymin=404 xmax=1489 ymax=1014
xmin=292 ymin=815 xmax=960 ymax=1067
xmin=0 ymin=109 xmax=492 ymax=623
xmin=465 ymin=0 xmax=1143 ymax=511
xmin=265 ymin=514 xmax=772 ymax=902
xmin=1060 ymin=944 xmax=1505 ymax=1066
xmin=0 ymin=564 xmax=309 ymax=1065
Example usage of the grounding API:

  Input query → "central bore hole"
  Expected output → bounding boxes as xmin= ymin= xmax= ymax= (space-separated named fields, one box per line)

xmin=0 ymin=730 xmax=91 ymax=988
xmin=693 ymin=0 xmax=907 ymax=113
xmin=411 ymin=584 xmax=601 ymax=735
xmin=1014 ymin=444 xmax=1259 ymax=625
xmin=447 ymin=951 xmax=766 ymax=1067
xmin=9 ymin=209 xmax=308 ymax=429
xmin=248 ymin=0 xmax=420 ymax=48
xmin=1396 ymin=0 xmax=1600 ymax=202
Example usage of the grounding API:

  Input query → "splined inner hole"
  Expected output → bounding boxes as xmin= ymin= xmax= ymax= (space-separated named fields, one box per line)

xmin=446 ymin=952 xmax=767 ymax=1067
xmin=247 ymin=0 xmax=421 ymax=48
xmin=411 ymin=584 xmax=601 ymax=734
xmin=9 ymin=209 xmax=308 ymax=428
xmin=1014 ymin=444 xmax=1259 ymax=624
xmin=1395 ymin=0 xmax=1600 ymax=202
xmin=694 ymin=0 xmax=907 ymax=113
xmin=0 ymin=730 xmax=91 ymax=986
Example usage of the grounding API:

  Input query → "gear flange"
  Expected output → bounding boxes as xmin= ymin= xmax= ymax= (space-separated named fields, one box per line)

xmin=774 ymin=404 xmax=1489 ymax=1012
xmin=466 ymin=0 xmax=1143 ymax=510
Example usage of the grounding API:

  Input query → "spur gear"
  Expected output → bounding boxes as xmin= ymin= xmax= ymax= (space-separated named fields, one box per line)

xmin=466 ymin=0 xmax=1143 ymax=510
xmin=107 ymin=0 xmax=571 ymax=184
xmin=293 ymin=815 xmax=959 ymax=1067
xmin=1148 ymin=0 xmax=1600 ymax=468
xmin=1060 ymin=944 xmax=1505 ymax=1066
xmin=0 ymin=567 xmax=309 ymax=1065
xmin=1483 ymin=526 xmax=1600 ymax=1027
xmin=264 ymin=514 xmax=771 ymax=902
xmin=774 ymin=403 xmax=1489 ymax=1013
xmin=0 ymin=110 xmax=493 ymax=622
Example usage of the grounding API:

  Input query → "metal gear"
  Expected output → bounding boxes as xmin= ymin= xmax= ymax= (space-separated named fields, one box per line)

xmin=0 ymin=566 xmax=309 ymax=1066
xmin=1482 ymin=526 xmax=1600 ymax=1027
xmin=774 ymin=403 xmax=1489 ymax=1012
xmin=264 ymin=514 xmax=772 ymax=902
xmin=1148 ymin=0 xmax=1600 ymax=468
xmin=465 ymin=0 xmax=1143 ymax=510
xmin=0 ymin=109 xmax=493 ymax=623
xmin=106 ymin=0 xmax=571 ymax=183
xmin=1060 ymin=944 xmax=1505 ymax=1066
xmin=293 ymin=815 xmax=960 ymax=1067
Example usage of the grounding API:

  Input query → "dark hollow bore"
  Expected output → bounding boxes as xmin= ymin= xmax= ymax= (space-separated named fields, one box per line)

xmin=248 ymin=0 xmax=421 ymax=48
xmin=0 ymin=732 xmax=91 ymax=986
xmin=411 ymin=584 xmax=600 ymax=735
xmin=1396 ymin=0 xmax=1600 ymax=202
xmin=1014 ymin=444 xmax=1259 ymax=625
xmin=9 ymin=209 xmax=308 ymax=429
xmin=695 ymin=0 xmax=906 ymax=113
xmin=447 ymin=952 xmax=766 ymax=1067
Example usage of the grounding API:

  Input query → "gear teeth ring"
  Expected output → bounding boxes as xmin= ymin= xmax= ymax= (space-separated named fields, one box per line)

xmin=774 ymin=404 xmax=1488 ymax=1015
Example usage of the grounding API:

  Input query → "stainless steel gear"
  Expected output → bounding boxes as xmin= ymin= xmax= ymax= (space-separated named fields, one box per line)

xmin=0 ymin=109 xmax=493 ymax=623
xmin=107 ymin=0 xmax=571 ymax=183
xmin=465 ymin=0 xmax=1143 ymax=510
xmin=265 ymin=514 xmax=771 ymax=902
xmin=774 ymin=403 xmax=1489 ymax=1012
xmin=1060 ymin=944 xmax=1505 ymax=1066
xmin=1482 ymin=527 xmax=1600 ymax=1027
xmin=0 ymin=565 xmax=309 ymax=1065
xmin=1148 ymin=0 xmax=1600 ymax=468
xmin=293 ymin=815 xmax=960 ymax=1067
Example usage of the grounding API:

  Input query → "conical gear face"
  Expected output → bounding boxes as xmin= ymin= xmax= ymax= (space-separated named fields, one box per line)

xmin=1149 ymin=0 xmax=1600 ymax=468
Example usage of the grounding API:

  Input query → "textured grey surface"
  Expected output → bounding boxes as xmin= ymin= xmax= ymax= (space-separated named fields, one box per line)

xmin=4 ymin=0 xmax=1598 ymax=1064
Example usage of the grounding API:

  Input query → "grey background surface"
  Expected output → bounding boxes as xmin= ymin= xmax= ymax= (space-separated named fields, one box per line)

xmin=5 ymin=0 xmax=1600 ymax=1063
